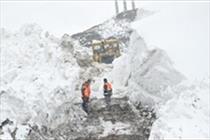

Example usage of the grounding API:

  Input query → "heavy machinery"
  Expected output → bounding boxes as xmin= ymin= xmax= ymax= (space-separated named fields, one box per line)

xmin=91 ymin=38 xmax=121 ymax=64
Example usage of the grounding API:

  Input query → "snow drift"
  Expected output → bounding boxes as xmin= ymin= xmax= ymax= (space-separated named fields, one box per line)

xmin=149 ymin=79 xmax=210 ymax=139
xmin=0 ymin=24 xmax=80 ymax=138
xmin=111 ymin=31 xmax=184 ymax=106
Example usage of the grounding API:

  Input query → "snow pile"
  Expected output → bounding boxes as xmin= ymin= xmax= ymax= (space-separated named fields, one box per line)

xmin=109 ymin=11 xmax=209 ymax=139
xmin=111 ymin=31 xmax=184 ymax=106
xmin=149 ymin=78 xmax=210 ymax=139
xmin=0 ymin=24 xmax=80 ymax=138
xmin=110 ymin=30 xmax=209 ymax=139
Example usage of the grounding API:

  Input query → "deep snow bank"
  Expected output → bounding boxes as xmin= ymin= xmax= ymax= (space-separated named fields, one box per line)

xmin=109 ymin=30 xmax=209 ymax=140
xmin=111 ymin=31 xmax=184 ymax=106
xmin=108 ymin=12 xmax=209 ymax=139
xmin=0 ymin=24 xmax=80 ymax=138
xmin=149 ymin=78 xmax=210 ymax=139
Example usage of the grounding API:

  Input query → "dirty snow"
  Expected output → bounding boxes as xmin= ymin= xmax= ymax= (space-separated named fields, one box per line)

xmin=100 ymin=118 xmax=131 ymax=137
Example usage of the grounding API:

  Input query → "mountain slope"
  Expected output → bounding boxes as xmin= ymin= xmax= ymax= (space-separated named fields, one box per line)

xmin=71 ymin=9 xmax=154 ymax=47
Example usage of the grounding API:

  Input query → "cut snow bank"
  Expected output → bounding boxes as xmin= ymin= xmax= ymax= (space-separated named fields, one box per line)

xmin=0 ymin=24 xmax=80 ymax=138
xmin=111 ymin=31 xmax=184 ymax=106
xmin=110 ymin=28 xmax=209 ymax=139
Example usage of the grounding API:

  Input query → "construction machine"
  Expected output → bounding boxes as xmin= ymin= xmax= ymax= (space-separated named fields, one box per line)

xmin=91 ymin=38 xmax=121 ymax=64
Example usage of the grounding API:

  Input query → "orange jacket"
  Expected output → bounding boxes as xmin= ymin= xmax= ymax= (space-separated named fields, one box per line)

xmin=82 ymin=83 xmax=91 ymax=97
xmin=104 ymin=82 xmax=112 ymax=91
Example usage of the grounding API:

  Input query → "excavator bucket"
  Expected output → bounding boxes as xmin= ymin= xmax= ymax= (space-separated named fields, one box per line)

xmin=92 ymin=38 xmax=121 ymax=64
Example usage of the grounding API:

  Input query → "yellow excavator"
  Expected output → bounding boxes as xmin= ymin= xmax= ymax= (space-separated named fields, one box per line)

xmin=91 ymin=38 xmax=121 ymax=64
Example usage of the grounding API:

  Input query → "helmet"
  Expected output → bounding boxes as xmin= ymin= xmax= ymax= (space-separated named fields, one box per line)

xmin=103 ymin=78 xmax=107 ymax=83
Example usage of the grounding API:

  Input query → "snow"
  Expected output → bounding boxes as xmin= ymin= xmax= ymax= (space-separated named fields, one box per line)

xmin=98 ymin=19 xmax=130 ymax=39
xmin=112 ymin=54 xmax=130 ymax=88
xmin=0 ymin=24 xmax=80 ymax=139
xmin=0 ymin=6 xmax=209 ymax=139
xmin=100 ymin=118 xmax=131 ymax=137
xmin=132 ymin=3 xmax=210 ymax=79
xmin=111 ymin=31 xmax=184 ymax=106
xmin=110 ymin=26 xmax=209 ymax=139
xmin=149 ymin=78 xmax=210 ymax=139
xmin=126 ymin=6 xmax=210 ymax=139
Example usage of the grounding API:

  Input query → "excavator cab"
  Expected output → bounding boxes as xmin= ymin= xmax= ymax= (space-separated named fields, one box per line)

xmin=92 ymin=38 xmax=121 ymax=64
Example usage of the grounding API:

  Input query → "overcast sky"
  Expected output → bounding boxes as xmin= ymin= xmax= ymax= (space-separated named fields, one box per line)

xmin=0 ymin=1 xmax=209 ymax=79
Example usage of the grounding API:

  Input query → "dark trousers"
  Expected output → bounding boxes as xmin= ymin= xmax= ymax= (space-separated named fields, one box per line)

xmin=104 ymin=91 xmax=112 ymax=109
xmin=82 ymin=97 xmax=89 ymax=114
xmin=105 ymin=95 xmax=111 ymax=105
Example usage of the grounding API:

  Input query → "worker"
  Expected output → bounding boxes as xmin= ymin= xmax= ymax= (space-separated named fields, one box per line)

xmin=103 ymin=78 xmax=112 ymax=109
xmin=81 ymin=79 xmax=91 ymax=114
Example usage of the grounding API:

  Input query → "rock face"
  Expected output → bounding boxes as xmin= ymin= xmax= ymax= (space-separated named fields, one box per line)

xmin=28 ymin=97 xmax=156 ymax=140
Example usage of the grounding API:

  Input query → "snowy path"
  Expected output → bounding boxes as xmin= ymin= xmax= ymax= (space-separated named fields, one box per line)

xmin=28 ymin=97 xmax=156 ymax=140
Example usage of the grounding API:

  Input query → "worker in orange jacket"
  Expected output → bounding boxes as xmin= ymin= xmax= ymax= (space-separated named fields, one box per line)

xmin=81 ymin=79 xmax=91 ymax=114
xmin=103 ymin=78 xmax=112 ymax=109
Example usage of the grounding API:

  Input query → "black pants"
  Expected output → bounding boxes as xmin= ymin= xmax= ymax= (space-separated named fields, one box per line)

xmin=104 ymin=91 xmax=112 ymax=109
xmin=82 ymin=97 xmax=89 ymax=114
xmin=105 ymin=95 xmax=111 ymax=105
